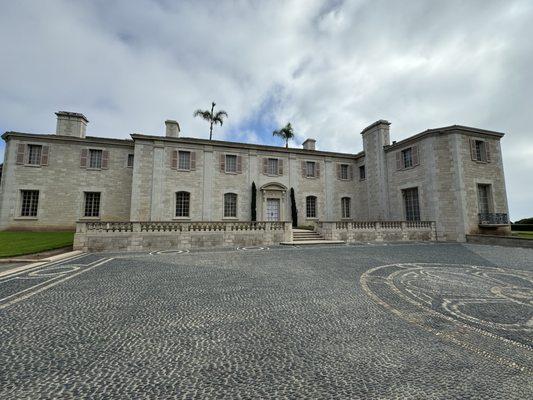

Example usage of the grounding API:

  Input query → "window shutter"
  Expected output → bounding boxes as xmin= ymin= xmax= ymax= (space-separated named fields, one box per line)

xmin=190 ymin=151 xmax=196 ymax=170
xmin=40 ymin=146 xmax=49 ymax=166
xmin=349 ymin=165 xmax=354 ymax=180
xmin=263 ymin=158 xmax=268 ymax=174
xmin=315 ymin=162 xmax=320 ymax=178
xmin=470 ymin=139 xmax=477 ymax=161
xmin=336 ymin=164 xmax=341 ymax=179
xmin=412 ymin=145 xmax=419 ymax=166
xmin=485 ymin=141 xmax=491 ymax=163
xmin=236 ymin=155 xmax=242 ymax=173
xmin=396 ymin=151 xmax=402 ymax=170
xmin=278 ymin=159 xmax=283 ymax=175
xmin=101 ymin=150 xmax=109 ymax=169
xmin=301 ymin=161 xmax=306 ymax=177
xmin=220 ymin=153 xmax=225 ymax=172
xmin=171 ymin=150 xmax=178 ymax=169
xmin=16 ymin=143 xmax=26 ymax=165
xmin=80 ymin=149 xmax=88 ymax=168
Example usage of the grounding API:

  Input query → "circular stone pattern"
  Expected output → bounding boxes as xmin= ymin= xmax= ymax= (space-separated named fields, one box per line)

xmin=361 ymin=263 xmax=533 ymax=372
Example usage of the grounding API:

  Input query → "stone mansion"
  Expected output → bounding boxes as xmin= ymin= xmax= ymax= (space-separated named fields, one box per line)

xmin=0 ymin=111 xmax=510 ymax=242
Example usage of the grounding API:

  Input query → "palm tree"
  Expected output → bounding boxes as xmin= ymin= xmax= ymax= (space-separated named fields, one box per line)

xmin=272 ymin=122 xmax=295 ymax=148
xmin=193 ymin=101 xmax=228 ymax=140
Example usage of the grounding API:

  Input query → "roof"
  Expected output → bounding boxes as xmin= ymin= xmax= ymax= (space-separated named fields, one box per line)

xmin=2 ymin=131 xmax=134 ymax=146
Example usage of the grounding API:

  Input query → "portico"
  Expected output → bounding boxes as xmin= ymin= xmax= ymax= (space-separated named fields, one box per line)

xmin=259 ymin=182 xmax=287 ymax=221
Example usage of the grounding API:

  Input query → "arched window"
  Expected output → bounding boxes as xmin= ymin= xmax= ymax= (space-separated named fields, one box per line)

xmin=306 ymin=196 xmax=317 ymax=218
xmin=341 ymin=197 xmax=351 ymax=219
xmin=175 ymin=191 xmax=190 ymax=217
xmin=224 ymin=193 xmax=238 ymax=218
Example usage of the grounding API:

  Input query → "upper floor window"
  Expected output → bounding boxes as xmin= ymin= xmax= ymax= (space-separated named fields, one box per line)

xmin=20 ymin=190 xmax=39 ymax=217
xmin=225 ymin=155 xmax=237 ymax=173
xmin=178 ymin=151 xmax=191 ymax=170
xmin=470 ymin=139 xmax=491 ymax=163
xmin=267 ymin=158 xmax=279 ymax=175
xmin=340 ymin=164 xmax=349 ymax=180
xmin=306 ymin=196 xmax=317 ymax=218
xmin=89 ymin=149 xmax=103 ymax=169
xmin=81 ymin=149 xmax=108 ymax=169
xmin=224 ymin=193 xmax=237 ymax=218
xmin=402 ymin=187 xmax=420 ymax=221
xmin=127 ymin=154 xmax=134 ymax=168
xmin=341 ymin=197 xmax=351 ymax=219
xmin=27 ymin=145 xmax=42 ymax=165
xmin=396 ymin=145 xmax=419 ymax=170
xmin=16 ymin=144 xmax=49 ymax=166
xmin=84 ymin=192 xmax=101 ymax=217
xmin=402 ymin=148 xmax=413 ymax=168
xmin=359 ymin=165 xmax=366 ymax=180
xmin=175 ymin=191 xmax=190 ymax=217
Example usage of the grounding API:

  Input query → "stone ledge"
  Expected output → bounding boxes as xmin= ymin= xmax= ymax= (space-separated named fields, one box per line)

xmin=466 ymin=234 xmax=533 ymax=249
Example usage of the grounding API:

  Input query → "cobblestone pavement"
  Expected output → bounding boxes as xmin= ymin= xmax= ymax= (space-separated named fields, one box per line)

xmin=0 ymin=243 xmax=531 ymax=399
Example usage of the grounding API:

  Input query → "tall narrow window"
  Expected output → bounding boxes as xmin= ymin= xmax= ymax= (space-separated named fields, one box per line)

xmin=88 ymin=149 xmax=103 ymax=169
xmin=20 ymin=190 xmax=39 ymax=217
xmin=403 ymin=188 xmax=420 ymax=221
xmin=225 ymin=155 xmax=237 ymax=173
xmin=341 ymin=197 xmax=351 ymax=219
xmin=175 ymin=191 xmax=190 ymax=217
xmin=475 ymin=140 xmax=486 ymax=162
xmin=27 ymin=145 xmax=42 ymax=165
xmin=359 ymin=165 xmax=366 ymax=180
xmin=477 ymin=184 xmax=491 ymax=215
xmin=127 ymin=154 xmax=134 ymax=168
xmin=178 ymin=151 xmax=191 ymax=170
xmin=402 ymin=148 xmax=413 ymax=169
xmin=306 ymin=196 xmax=317 ymax=218
xmin=84 ymin=192 xmax=101 ymax=217
xmin=267 ymin=158 xmax=279 ymax=175
xmin=224 ymin=193 xmax=237 ymax=218
xmin=340 ymin=164 xmax=349 ymax=180
xmin=306 ymin=161 xmax=316 ymax=178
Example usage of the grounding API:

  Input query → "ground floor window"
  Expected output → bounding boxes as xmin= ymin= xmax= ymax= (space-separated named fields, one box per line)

xmin=84 ymin=192 xmax=101 ymax=217
xmin=20 ymin=190 xmax=39 ymax=217
xmin=224 ymin=193 xmax=237 ymax=218
xmin=176 ymin=191 xmax=190 ymax=217
xmin=306 ymin=196 xmax=317 ymax=218
xmin=477 ymin=184 xmax=492 ymax=214
xmin=402 ymin=188 xmax=420 ymax=221
xmin=341 ymin=197 xmax=351 ymax=218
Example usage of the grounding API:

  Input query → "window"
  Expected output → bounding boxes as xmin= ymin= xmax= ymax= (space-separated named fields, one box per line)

xmin=306 ymin=196 xmax=317 ymax=218
xmin=359 ymin=165 xmax=366 ymax=180
xmin=84 ymin=192 xmax=101 ymax=217
xmin=402 ymin=148 xmax=413 ymax=169
xmin=224 ymin=193 xmax=237 ymax=218
xmin=178 ymin=151 xmax=191 ymax=170
xmin=341 ymin=197 xmax=351 ymax=219
xmin=474 ymin=140 xmax=487 ymax=162
xmin=27 ymin=145 xmax=42 ymax=165
xmin=340 ymin=164 xmax=349 ymax=180
xmin=477 ymin=184 xmax=491 ymax=215
xmin=175 ymin=191 xmax=190 ymax=217
xmin=225 ymin=155 xmax=237 ymax=173
xmin=403 ymin=188 xmax=420 ymax=221
xmin=127 ymin=154 xmax=134 ymax=168
xmin=267 ymin=158 xmax=279 ymax=175
xmin=89 ymin=149 xmax=103 ymax=169
xmin=20 ymin=190 xmax=39 ymax=217
xmin=306 ymin=161 xmax=316 ymax=178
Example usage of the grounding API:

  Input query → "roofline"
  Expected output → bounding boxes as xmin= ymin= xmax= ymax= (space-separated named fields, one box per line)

xmin=360 ymin=119 xmax=391 ymax=135
xmin=130 ymin=133 xmax=365 ymax=159
xmin=385 ymin=125 xmax=505 ymax=151
xmin=2 ymin=131 xmax=134 ymax=146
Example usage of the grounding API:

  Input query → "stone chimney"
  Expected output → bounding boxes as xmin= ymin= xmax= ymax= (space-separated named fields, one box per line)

xmin=55 ymin=111 xmax=88 ymax=138
xmin=165 ymin=120 xmax=180 ymax=138
xmin=302 ymin=138 xmax=316 ymax=150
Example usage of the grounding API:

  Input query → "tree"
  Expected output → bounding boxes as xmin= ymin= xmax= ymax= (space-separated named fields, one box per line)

xmin=251 ymin=182 xmax=257 ymax=222
xmin=272 ymin=122 xmax=295 ymax=148
xmin=290 ymin=188 xmax=298 ymax=227
xmin=194 ymin=101 xmax=228 ymax=140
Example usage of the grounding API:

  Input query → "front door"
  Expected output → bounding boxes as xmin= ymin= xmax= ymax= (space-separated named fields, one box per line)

xmin=266 ymin=198 xmax=280 ymax=221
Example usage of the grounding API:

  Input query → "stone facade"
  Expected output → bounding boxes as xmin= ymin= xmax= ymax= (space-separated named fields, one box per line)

xmin=0 ymin=112 xmax=510 ymax=242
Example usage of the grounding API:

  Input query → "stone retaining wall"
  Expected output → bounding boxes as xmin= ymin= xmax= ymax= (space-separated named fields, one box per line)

xmin=466 ymin=234 xmax=533 ymax=249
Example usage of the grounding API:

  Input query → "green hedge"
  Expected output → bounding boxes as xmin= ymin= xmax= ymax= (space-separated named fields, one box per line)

xmin=511 ymin=224 xmax=533 ymax=232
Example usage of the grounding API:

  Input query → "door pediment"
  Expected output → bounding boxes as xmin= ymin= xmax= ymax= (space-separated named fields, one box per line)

xmin=260 ymin=182 xmax=287 ymax=192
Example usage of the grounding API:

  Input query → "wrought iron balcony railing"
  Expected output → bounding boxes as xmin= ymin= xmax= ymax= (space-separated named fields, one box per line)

xmin=478 ymin=213 xmax=509 ymax=226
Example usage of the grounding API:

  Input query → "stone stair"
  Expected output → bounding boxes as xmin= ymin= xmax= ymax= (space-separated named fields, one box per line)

xmin=281 ymin=228 xmax=345 ymax=246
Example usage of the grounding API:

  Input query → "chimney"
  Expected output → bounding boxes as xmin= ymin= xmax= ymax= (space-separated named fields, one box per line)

xmin=165 ymin=120 xmax=180 ymax=138
xmin=302 ymin=138 xmax=316 ymax=150
xmin=55 ymin=111 xmax=88 ymax=138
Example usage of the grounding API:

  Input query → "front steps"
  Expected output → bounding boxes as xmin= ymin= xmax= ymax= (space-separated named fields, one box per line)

xmin=280 ymin=228 xmax=345 ymax=246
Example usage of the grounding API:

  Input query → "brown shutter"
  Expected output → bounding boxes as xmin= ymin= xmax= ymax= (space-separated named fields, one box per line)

xmin=220 ymin=153 xmax=225 ymax=172
xmin=301 ymin=161 xmax=307 ymax=177
xmin=396 ymin=151 xmax=402 ymax=170
xmin=470 ymin=139 xmax=477 ymax=161
xmin=336 ymin=164 xmax=341 ymax=179
xmin=80 ymin=149 xmax=88 ymax=168
xmin=236 ymin=155 xmax=242 ymax=173
xmin=16 ymin=143 xmax=26 ymax=164
xmin=171 ymin=150 xmax=178 ymax=169
xmin=412 ymin=145 xmax=419 ymax=166
xmin=263 ymin=158 xmax=268 ymax=174
xmin=101 ymin=150 xmax=109 ymax=169
xmin=190 ymin=151 xmax=196 ymax=170
xmin=315 ymin=162 xmax=320 ymax=178
xmin=278 ymin=159 xmax=283 ymax=175
xmin=485 ymin=141 xmax=491 ymax=163
xmin=40 ymin=146 xmax=49 ymax=166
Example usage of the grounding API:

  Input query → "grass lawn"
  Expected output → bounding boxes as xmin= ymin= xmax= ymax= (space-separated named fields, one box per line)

xmin=0 ymin=231 xmax=74 ymax=258
xmin=511 ymin=231 xmax=533 ymax=239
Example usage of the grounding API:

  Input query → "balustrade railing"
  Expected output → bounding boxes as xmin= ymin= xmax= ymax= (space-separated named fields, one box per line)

xmin=79 ymin=221 xmax=289 ymax=233
xmin=323 ymin=221 xmax=434 ymax=231
xmin=478 ymin=213 xmax=509 ymax=225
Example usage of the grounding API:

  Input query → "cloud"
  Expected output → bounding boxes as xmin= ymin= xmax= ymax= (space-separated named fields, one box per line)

xmin=0 ymin=0 xmax=532 ymax=219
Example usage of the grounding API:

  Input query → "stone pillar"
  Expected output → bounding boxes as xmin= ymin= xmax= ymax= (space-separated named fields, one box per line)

xmin=202 ymin=147 xmax=214 ymax=221
xmin=150 ymin=144 xmax=165 ymax=221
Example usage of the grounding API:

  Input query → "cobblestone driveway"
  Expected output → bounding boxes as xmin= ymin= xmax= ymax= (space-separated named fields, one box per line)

xmin=0 ymin=243 xmax=531 ymax=399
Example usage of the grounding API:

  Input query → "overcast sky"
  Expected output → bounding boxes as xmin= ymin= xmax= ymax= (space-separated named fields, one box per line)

xmin=1 ymin=0 xmax=532 ymax=219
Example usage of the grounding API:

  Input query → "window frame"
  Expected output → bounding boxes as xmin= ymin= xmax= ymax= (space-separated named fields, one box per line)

xmin=359 ymin=165 xmax=366 ymax=181
xmin=223 ymin=193 xmax=238 ymax=218
xmin=225 ymin=154 xmax=238 ymax=174
xmin=305 ymin=161 xmax=316 ymax=178
xmin=88 ymin=149 xmax=103 ymax=169
xmin=19 ymin=190 xmax=39 ymax=218
xmin=127 ymin=153 xmax=134 ymax=168
xmin=306 ymin=195 xmax=317 ymax=219
xmin=402 ymin=187 xmax=420 ymax=221
xmin=178 ymin=150 xmax=191 ymax=171
xmin=477 ymin=184 xmax=493 ymax=215
xmin=26 ymin=144 xmax=43 ymax=166
xmin=402 ymin=148 xmax=413 ymax=169
xmin=267 ymin=158 xmax=279 ymax=176
xmin=341 ymin=197 xmax=351 ymax=219
xmin=175 ymin=191 xmax=191 ymax=218
xmin=475 ymin=140 xmax=487 ymax=162
xmin=83 ymin=192 xmax=101 ymax=218
xmin=339 ymin=164 xmax=349 ymax=180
